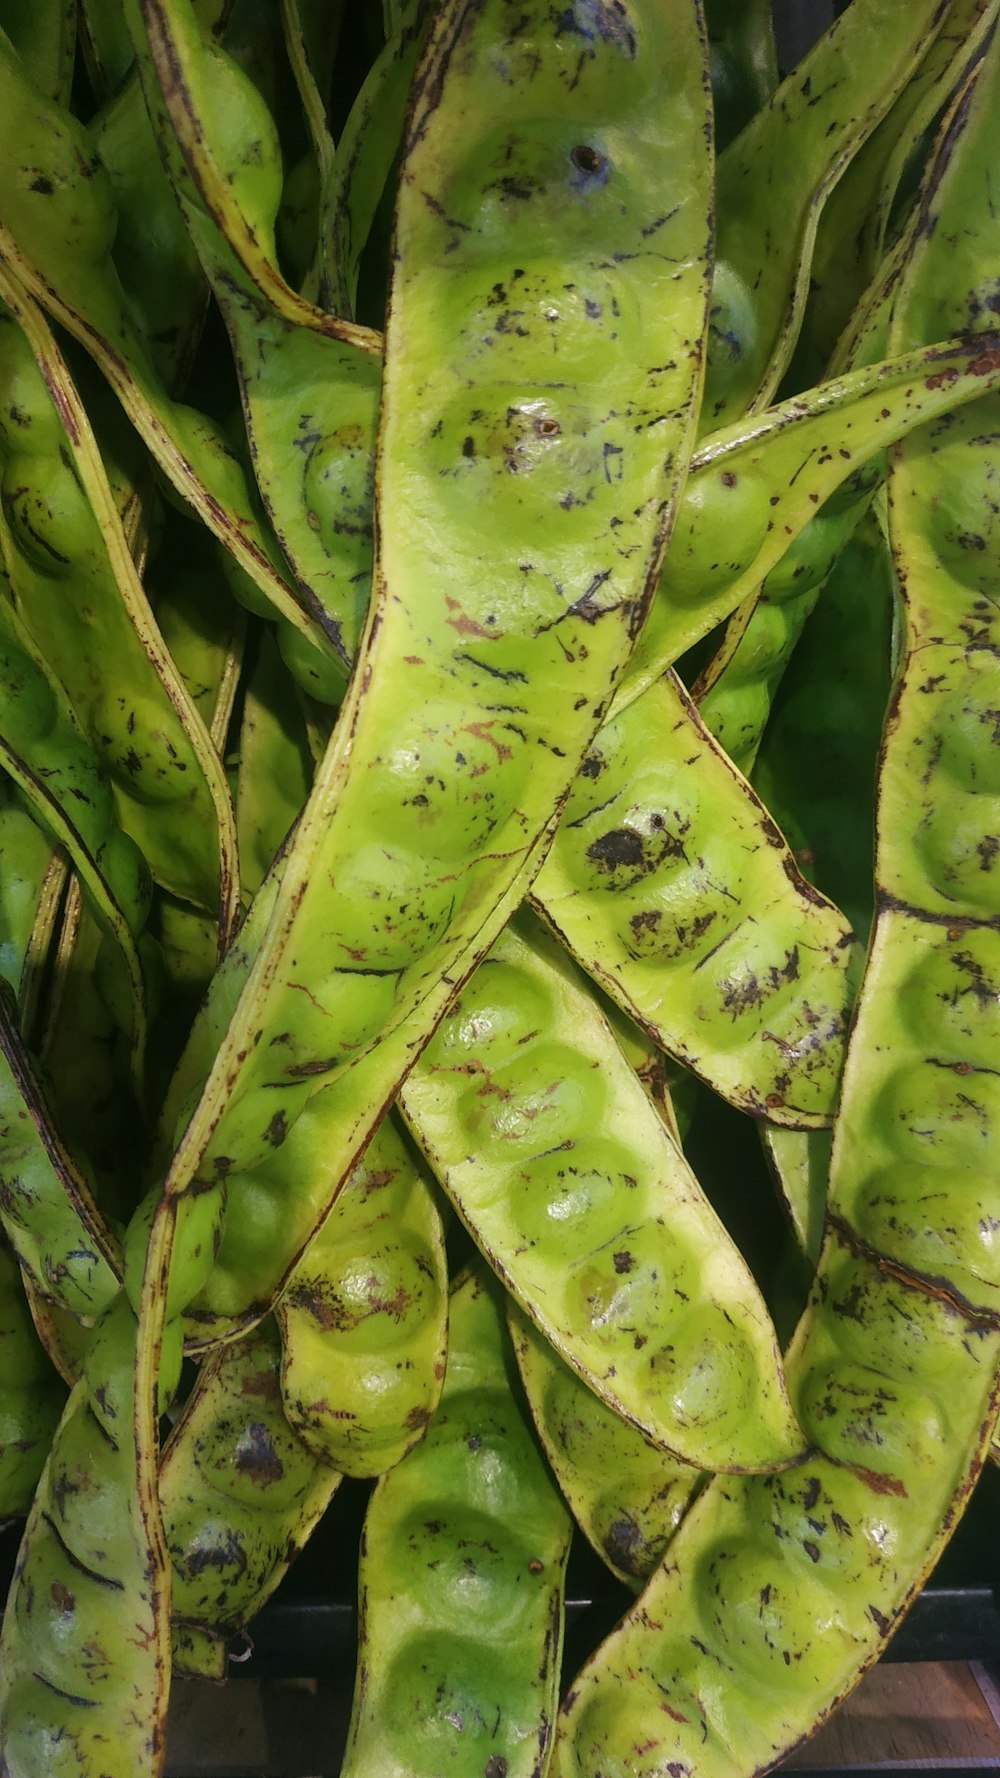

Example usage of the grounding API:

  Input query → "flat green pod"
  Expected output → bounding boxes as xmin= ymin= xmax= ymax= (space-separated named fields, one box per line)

xmin=401 ymin=914 xmax=803 ymax=1472
xmin=703 ymin=0 xmax=777 ymax=151
xmin=0 ymin=593 xmax=151 ymax=1068
xmin=551 ymin=1235 xmax=1000 ymax=1778
xmin=0 ymin=33 xmax=343 ymax=682
xmin=0 ymin=1292 xmax=172 ymax=1778
xmin=0 ymin=1238 xmax=65 ymax=1518
xmin=753 ymin=506 xmax=895 ymax=944
xmin=702 ymin=0 xmax=950 ymax=428
xmin=626 ymin=332 xmax=1000 ymax=707
xmin=761 ymin=1125 xmax=831 ymax=1266
xmin=0 ymin=777 xmax=60 ymax=1007
xmin=159 ymin=0 xmax=712 ymax=1204
xmin=533 ymin=669 xmax=860 ymax=1127
xmin=123 ymin=0 xmax=383 ymax=680
xmin=341 ymin=1266 xmax=571 ymax=1778
xmin=0 ymin=0 xmax=76 ymax=105
xmin=791 ymin=0 xmax=999 ymax=387
xmin=321 ymin=0 xmax=431 ymax=317
xmin=0 ymin=276 xmax=239 ymax=933
xmin=234 ymin=626 xmax=312 ymax=899
xmin=509 ymin=1300 xmax=700 ymax=1592
xmin=277 ymin=1111 xmax=448 ymax=1477
xmin=160 ymin=1316 xmax=340 ymax=1681
xmin=0 ymin=990 xmax=122 ymax=1320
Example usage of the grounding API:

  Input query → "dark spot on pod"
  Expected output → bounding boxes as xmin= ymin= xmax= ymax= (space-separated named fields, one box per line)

xmin=50 ymin=1580 xmax=75 ymax=1612
xmin=721 ymin=471 xmax=737 ymax=488
xmin=234 ymin=1422 xmax=284 ymax=1486
xmin=587 ymin=827 xmax=645 ymax=869
xmin=29 ymin=175 xmax=54 ymax=195
xmin=803 ymin=1540 xmax=821 ymax=1564
xmin=603 ymin=1516 xmax=642 ymax=1572
xmin=485 ymin=1758 xmax=508 ymax=1778
xmin=527 ymin=1558 xmax=544 ymax=1574
xmin=264 ymin=1109 xmax=287 ymax=1147
xmin=613 ymin=1250 xmax=635 ymax=1273
xmin=570 ymin=143 xmax=608 ymax=179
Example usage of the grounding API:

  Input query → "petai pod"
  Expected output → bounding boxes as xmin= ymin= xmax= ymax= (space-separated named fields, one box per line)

xmin=400 ymin=912 xmax=803 ymax=1470
xmin=509 ymin=1299 xmax=701 ymax=1593
xmin=0 ymin=272 xmax=238 ymax=932
xmin=0 ymin=988 xmax=122 ymax=1321
xmin=626 ymin=331 xmax=1000 ymax=709
xmin=159 ymin=1316 xmax=340 ymax=1681
xmin=0 ymin=1238 xmax=65 ymax=1519
xmin=276 ymin=1110 xmax=448 ymax=1477
xmin=156 ymin=0 xmax=712 ymax=1233
xmin=551 ymin=39 xmax=1000 ymax=1776
xmin=123 ymin=0 xmax=383 ymax=682
xmin=702 ymin=0 xmax=949 ymax=428
xmin=0 ymin=1292 xmax=178 ymax=1778
xmin=0 ymin=32 xmax=342 ymax=683
xmin=531 ymin=668 xmax=860 ymax=1127
xmin=340 ymin=1266 xmax=571 ymax=1778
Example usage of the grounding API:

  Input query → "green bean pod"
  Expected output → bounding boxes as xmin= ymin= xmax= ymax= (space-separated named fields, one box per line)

xmin=321 ymin=0 xmax=431 ymax=318
xmin=703 ymin=0 xmax=950 ymax=428
xmin=0 ymin=776 xmax=61 ymax=1012
xmin=0 ymin=34 xmax=342 ymax=681
xmin=234 ymin=627 xmax=312 ymax=899
xmin=0 ymin=1292 xmax=177 ymax=1778
xmin=157 ymin=0 xmax=712 ymax=1240
xmin=0 ymin=1239 xmax=65 ymax=1519
xmin=276 ymin=1111 xmax=448 ymax=1477
xmin=0 ymin=0 xmax=75 ymax=105
xmin=341 ymin=1266 xmax=571 ymax=1778
xmin=159 ymin=1316 xmax=340 ymax=1681
xmin=551 ymin=40 xmax=1000 ymax=1774
xmin=402 ymin=913 xmax=803 ymax=1470
xmin=0 ymin=989 xmax=122 ymax=1320
xmin=123 ymin=0 xmax=383 ymax=682
xmin=509 ymin=1300 xmax=700 ymax=1593
xmin=532 ymin=669 xmax=860 ymax=1126
xmin=703 ymin=0 xmax=777 ymax=152
xmin=0 ymin=593 xmax=151 ymax=1068
xmin=0 ymin=276 xmax=239 ymax=933
xmin=792 ymin=0 xmax=998 ymax=388
xmin=626 ymin=331 xmax=1000 ymax=710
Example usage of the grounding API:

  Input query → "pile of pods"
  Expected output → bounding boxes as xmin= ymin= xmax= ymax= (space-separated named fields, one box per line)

xmin=0 ymin=0 xmax=999 ymax=1771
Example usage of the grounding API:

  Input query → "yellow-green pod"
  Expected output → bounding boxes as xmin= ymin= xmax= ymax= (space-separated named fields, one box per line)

xmin=341 ymin=1267 xmax=571 ymax=1778
xmin=0 ymin=1238 xmax=65 ymax=1518
xmin=160 ymin=1316 xmax=340 ymax=1681
xmin=509 ymin=1301 xmax=699 ymax=1593
xmin=277 ymin=1111 xmax=448 ymax=1478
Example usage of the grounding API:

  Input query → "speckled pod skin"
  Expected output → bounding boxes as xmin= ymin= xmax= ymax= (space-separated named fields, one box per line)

xmin=0 ymin=590 xmax=151 ymax=1065
xmin=159 ymin=1316 xmax=340 ymax=1681
xmin=0 ymin=1239 xmax=64 ymax=1519
xmin=532 ymin=669 xmax=860 ymax=1126
xmin=402 ymin=913 xmax=802 ymax=1470
xmin=234 ymin=629 xmax=312 ymax=900
xmin=627 ymin=331 xmax=1000 ymax=707
xmin=276 ymin=1111 xmax=448 ymax=1477
xmin=341 ymin=1267 xmax=571 ymax=1778
xmin=0 ymin=35 xmax=338 ymax=677
xmin=0 ymin=277 xmax=238 ymax=933
xmin=703 ymin=0 xmax=950 ymax=428
xmin=551 ymin=38 xmax=1000 ymax=1776
xmin=793 ymin=0 xmax=998 ymax=387
xmin=509 ymin=1300 xmax=700 ymax=1591
xmin=123 ymin=0 xmax=383 ymax=687
xmin=158 ymin=0 xmax=712 ymax=1217
xmin=0 ymin=993 xmax=122 ymax=1321
xmin=321 ymin=1 xmax=431 ymax=318
xmin=0 ymin=1293 xmax=176 ymax=1778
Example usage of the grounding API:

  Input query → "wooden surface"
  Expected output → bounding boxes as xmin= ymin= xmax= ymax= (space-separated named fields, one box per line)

xmin=782 ymin=1662 xmax=1000 ymax=1769
xmin=165 ymin=1661 xmax=1000 ymax=1775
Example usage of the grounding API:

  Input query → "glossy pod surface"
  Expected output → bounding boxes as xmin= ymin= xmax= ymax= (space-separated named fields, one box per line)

xmin=341 ymin=1267 xmax=571 ymax=1778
